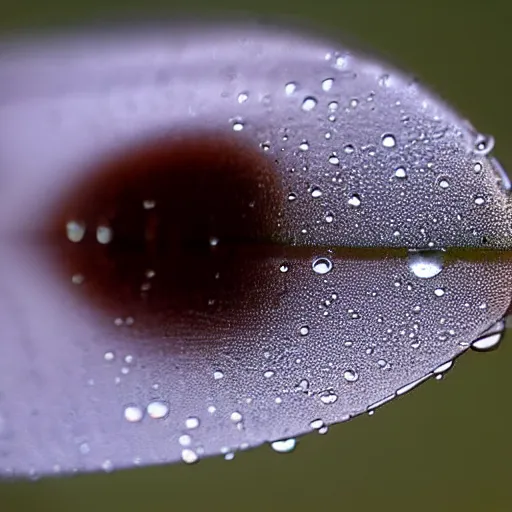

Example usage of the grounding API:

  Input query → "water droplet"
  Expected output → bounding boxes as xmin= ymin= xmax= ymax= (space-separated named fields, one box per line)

xmin=324 ymin=213 xmax=334 ymax=223
xmin=185 ymin=417 xmax=200 ymax=429
xmin=310 ymin=187 xmax=322 ymax=198
xmin=288 ymin=192 xmax=297 ymax=202
xmin=343 ymin=144 xmax=355 ymax=154
xmin=237 ymin=92 xmax=248 ymax=103
xmin=79 ymin=442 xmax=90 ymax=455
xmin=473 ymin=162 xmax=483 ymax=173
xmin=312 ymin=257 xmax=333 ymax=275
xmin=279 ymin=263 xmax=289 ymax=273
xmin=434 ymin=288 xmax=445 ymax=297
xmin=471 ymin=321 xmax=505 ymax=352
xmin=408 ymin=250 xmax=444 ymax=279
xmin=143 ymin=199 xmax=156 ymax=210
xmin=66 ymin=220 xmax=86 ymax=243
xmin=209 ymin=236 xmax=219 ymax=247
xmin=96 ymin=225 xmax=113 ymax=245
xmin=348 ymin=194 xmax=361 ymax=207
xmin=264 ymin=370 xmax=275 ymax=378
xmin=310 ymin=419 xmax=324 ymax=430
xmin=104 ymin=351 xmax=115 ymax=361
xmin=299 ymin=141 xmax=309 ymax=151
xmin=213 ymin=371 xmax=224 ymax=380
xmin=271 ymin=438 xmax=297 ymax=453
xmin=321 ymin=78 xmax=334 ymax=91
xmin=124 ymin=405 xmax=143 ymax=423
xmin=328 ymin=101 xmax=339 ymax=111
xmin=381 ymin=133 xmax=396 ymax=148
xmin=474 ymin=134 xmax=495 ymax=155
xmin=343 ymin=369 xmax=359 ymax=382
xmin=474 ymin=195 xmax=485 ymax=206
xmin=232 ymin=120 xmax=244 ymax=132
xmin=285 ymin=82 xmax=297 ymax=95
xmin=301 ymin=97 xmax=318 ymax=111
xmin=230 ymin=412 xmax=243 ymax=423
xmin=71 ymin=273 xmax=84 ymax=285
xmin=181 ymin=448 xmax=198 ymax=464
xmin=328 ymin=154 xmax=340 ymax=165
xmin=299 ymin=326 xmax=310 ymax=336
xmin=147 ymin=400 xmax=169 ymax=419
xmin=438 ymin=178 xmax=450 ymax=189
xmin=319 ymin=390 xmax=338 ymax=404
xmin=394 ymin=167 xmax=407 ymax=179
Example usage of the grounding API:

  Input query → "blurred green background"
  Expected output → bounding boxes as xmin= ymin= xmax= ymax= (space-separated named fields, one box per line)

xmin=1 ymin=0 xmax=511 ymax=510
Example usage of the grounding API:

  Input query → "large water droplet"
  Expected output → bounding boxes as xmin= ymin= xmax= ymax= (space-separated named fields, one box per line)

xmin=271 ymin=438 xmax=297 ymax=453
xmin=312 ymin=257 xmax=333 ymax=275
xmin=408 ymin=250 xmax=444 ymax=279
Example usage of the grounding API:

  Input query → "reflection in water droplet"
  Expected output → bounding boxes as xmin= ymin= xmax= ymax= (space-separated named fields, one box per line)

xmin=301 ymin=97 xmax=318 ymax=111
xmin=408 ymin=250 xmax=444 ymax=279
xmin=312 ymin=257 xmax=333 ymax=275
xmin=124 ymin=405 xmax=143 ymax=423
xmin=271 ymin=438 xmax=297 ymax=453
xmin=147 ymin=401 xmax=169 ymax=419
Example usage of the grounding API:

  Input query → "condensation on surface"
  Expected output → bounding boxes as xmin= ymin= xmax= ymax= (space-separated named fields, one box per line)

xmin=0 ymin=22 xmax=511 ymax=478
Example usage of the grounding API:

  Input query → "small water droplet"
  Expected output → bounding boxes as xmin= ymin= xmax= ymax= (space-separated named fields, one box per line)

xmin=288 ymin=192 xmax=297 ymax=202
xmin=343 ymin=369 xmax=359 ymax=382
xmin=279 ymin=263 xmax=289 ymax=273
xmin=124 ymin=405 xmax=143 ymax=423
xmin=343 ymin=144 xmax=355 ymax=154
xmin=382 ymin=134 xmax=396 ymax=148
xmin=312 ymin=257 xmax=333 ymax=275
xmin=328 ymin=154 xmax=340 ymax=165
xmin=71 ymin=273 xmax=84 ymax=285
xmin=319 ymin=390 xmax=338 ymax=404
xmin=232 ymin=120 xmax=244 ymax=132
xmin=321 ymin=78 xmax=334 ymax=91
xmin=185 ymin=417 xmax=200 ymax=429
xmin=301 ymin=97 xmax=318 ymax=111
xmin=214 ymin=371 xmax=224 ymax=380
xmin=285 ymin=82 xmax=297 ymax=95
xmin=209 ymin=236 xmax=219 ymax=247
xmin=438 ymin=178 xmax=450 ymax=189
xmin=96 ymin=225 xmax=113 ymax=245
xmin=66 ymin=220 xmax=86 ymax=243
xmin=310 ymin=419 xmax=324 ymax=430
xmin=474 ymin=134 xmax=495 ymax=155
xmin=299 ymin=326 xmax=310 ymax=336
xmin=394 ymin=167 xmax=407 ymax=179
xmin=181 ymin=448 xmax=199 ymax=464
xmin=310 ymin=187 xmax=322 ymax=198
xmin=237 ymin=92 xmax=249 ymax=104
xmin=271 ymin=438 xmax=297 ymax=453
xmin=264 ymin=370 xmax=275 ymax=378
xmin=324 ymin=213 xmax=334 ymax=223
xmin=179 ymin=434 xmax=192 ymax=446
xmin=408 ymin=250 xmax=444 ymax=279
xmin=147 ymin=401 xmax=169 ymax=419
xmin=104 ymin=351 xmax=115 ymax=361
xmin=143 ymin=199 xmax=156 ymax=210
xmin=434 ymin=288 xmax=445 ymax=297
xmin=348 ymin=194 xmax=361 ymax=207
xmin=299 ymin=141 xmax=309 ymax=151
xmin=230 ymin=412 xmax=243 ymax=423
xmin=474 ymin=195 xmax=485 ymax=206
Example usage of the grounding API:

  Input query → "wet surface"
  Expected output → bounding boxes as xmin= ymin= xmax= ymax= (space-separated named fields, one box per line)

xmin=0 ymin=21 xmax=511 ymax=477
